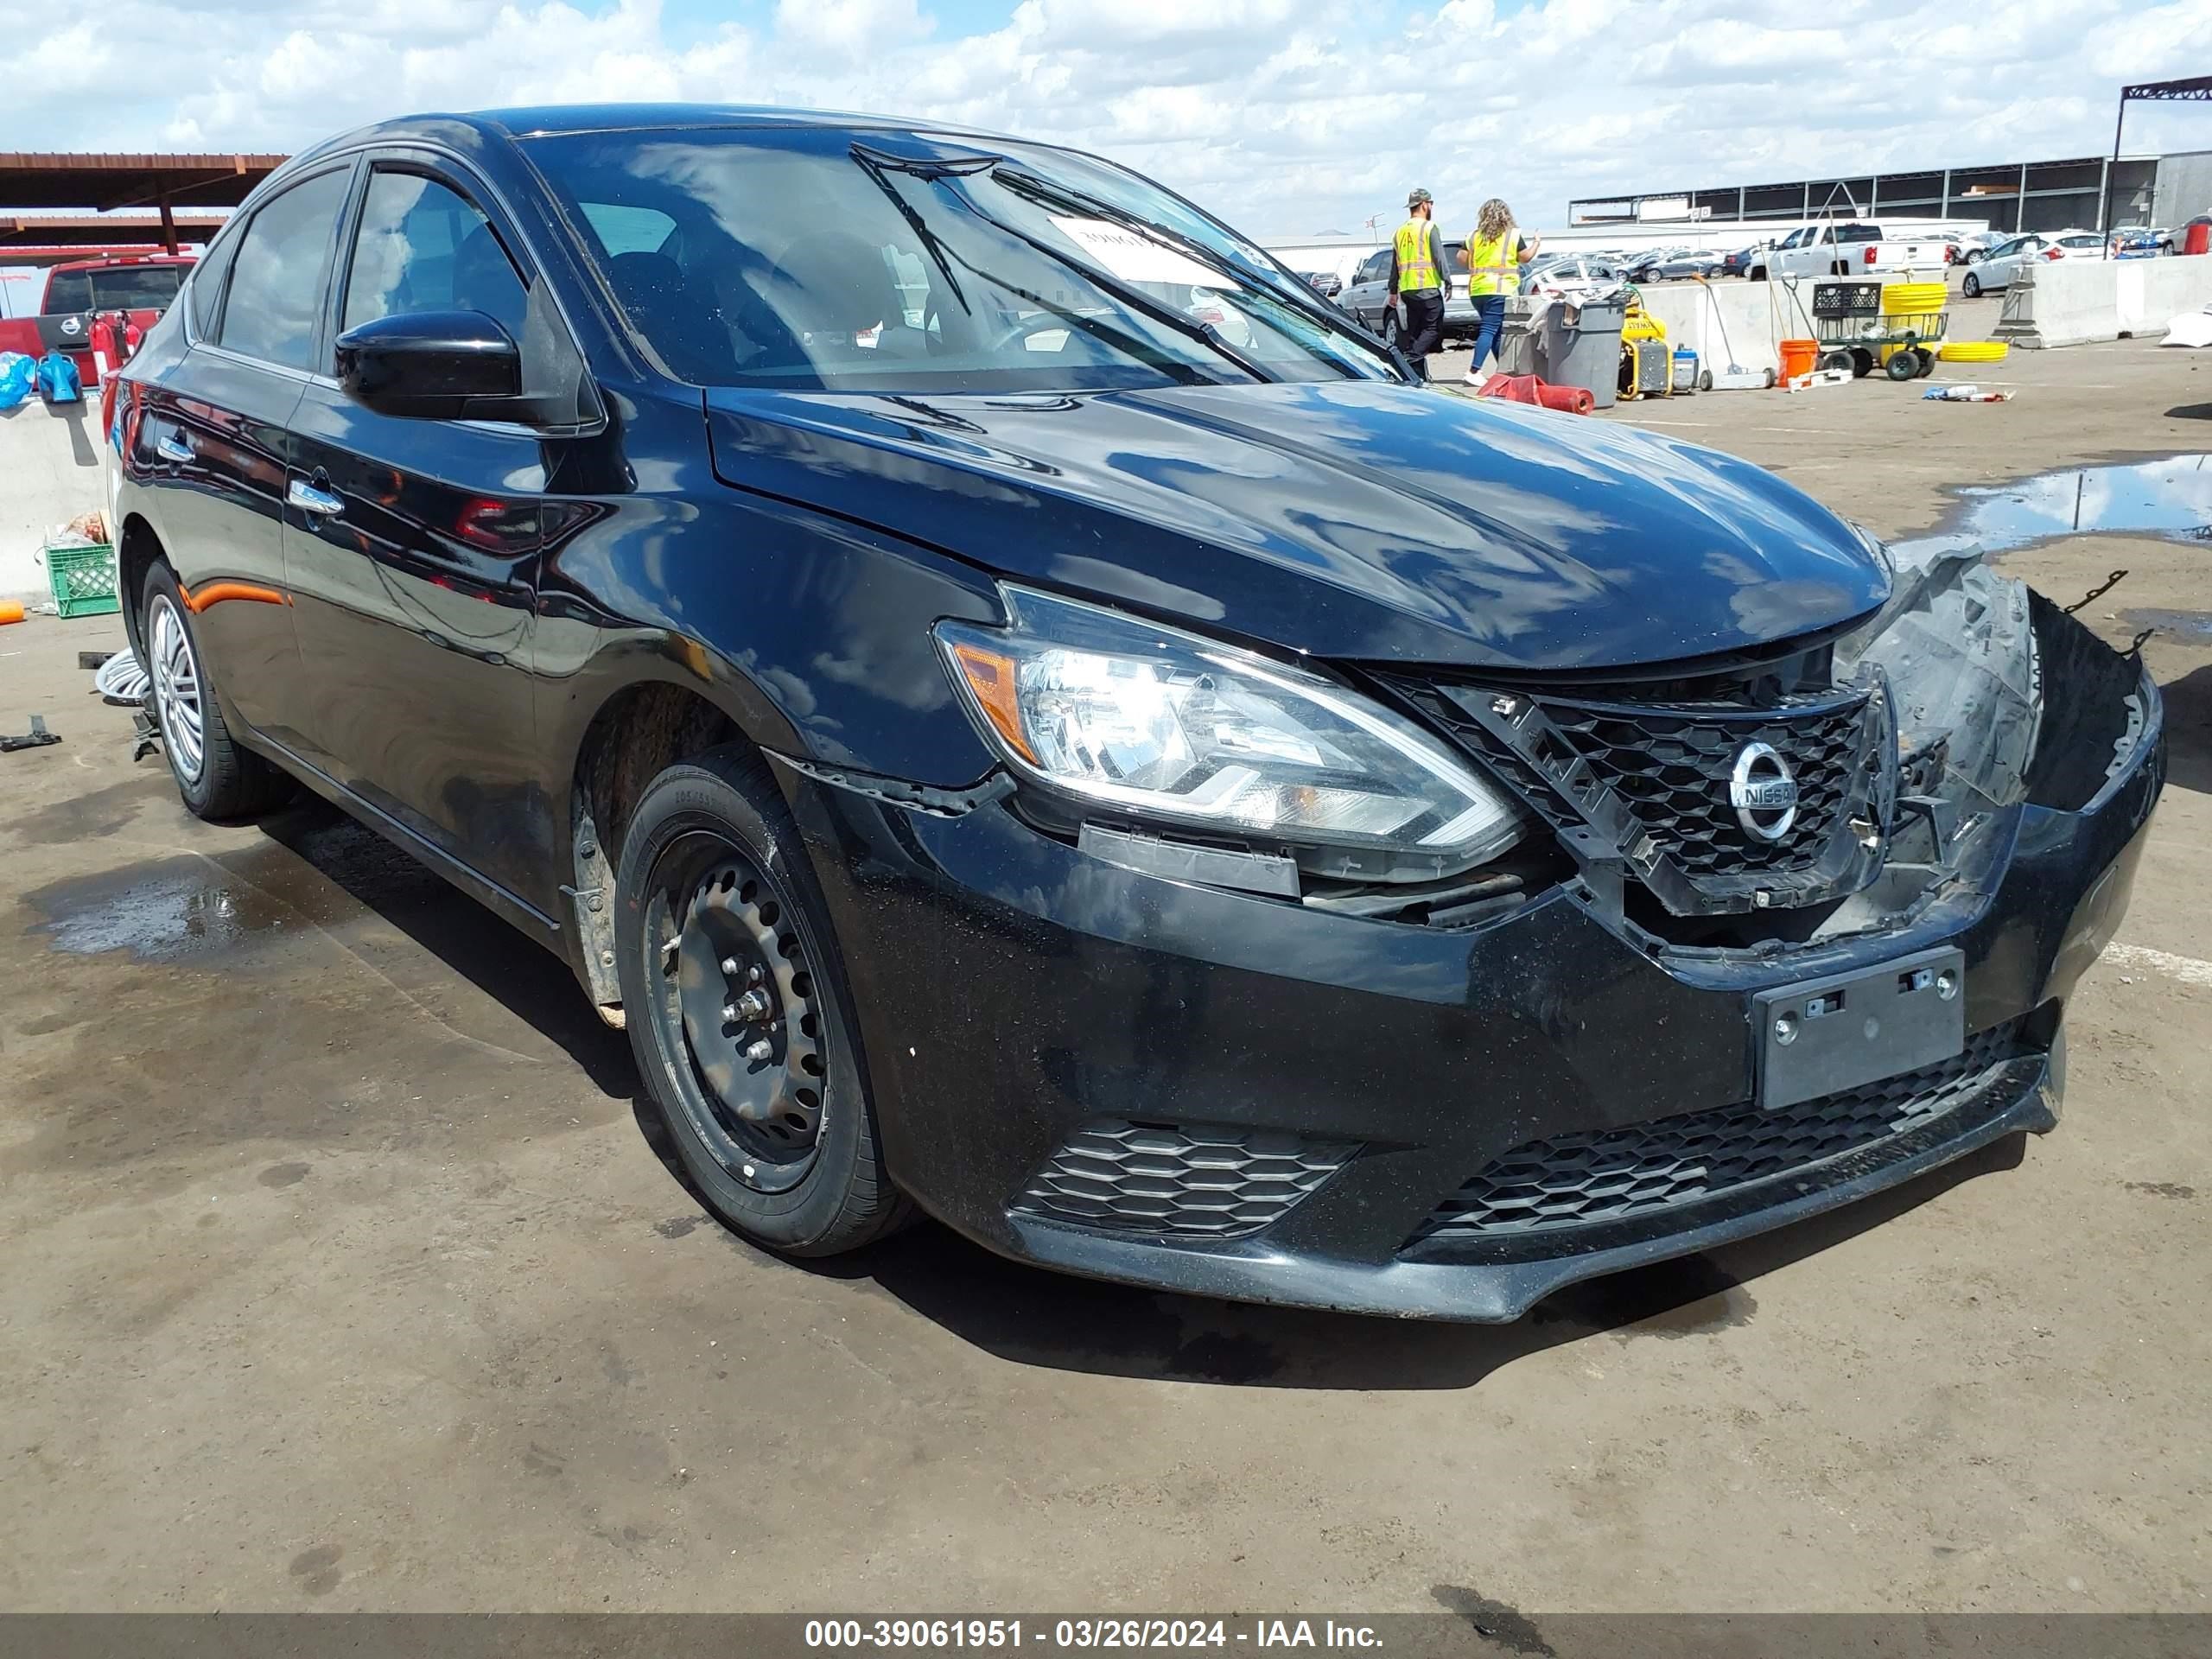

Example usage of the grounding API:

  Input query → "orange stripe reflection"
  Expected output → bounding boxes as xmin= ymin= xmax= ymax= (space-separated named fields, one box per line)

xmin=180 ymin=580 xmax=289 ymax=613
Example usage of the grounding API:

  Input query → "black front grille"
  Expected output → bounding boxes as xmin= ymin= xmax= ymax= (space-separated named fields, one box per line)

xmin=1399 ymin=675 xmax=1894 ymax=918
xmin=1413 ymin=1022 xmax=2034 ymax=1247
xmin=1541 ymin=695 xmax=1869 ymax=874
xmin=1012 ymin=1122 xmax=1356 ymax=1238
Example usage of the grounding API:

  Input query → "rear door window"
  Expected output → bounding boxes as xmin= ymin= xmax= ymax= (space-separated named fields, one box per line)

xmin=341 ymin=168 xmax=530 ymax=342
xmin=217 ymin=168 xmax=353 ymax=372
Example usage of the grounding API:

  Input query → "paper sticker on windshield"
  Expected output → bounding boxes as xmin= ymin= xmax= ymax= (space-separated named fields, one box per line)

xmin=1049 ymin=215 xmax=1218 ymax=287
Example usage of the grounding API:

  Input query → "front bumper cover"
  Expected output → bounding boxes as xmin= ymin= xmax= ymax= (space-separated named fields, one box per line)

xmin=777 ymin=666 xmax=2163 ymax=1322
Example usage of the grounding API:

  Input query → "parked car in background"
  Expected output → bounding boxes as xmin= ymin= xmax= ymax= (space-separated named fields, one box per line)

xmin=1719 ymin=243 xmax=1766 ymax=277
xmin=1650 ymin=249 xmax=1723 ymax=282
xmin=1749 ymin=221 xmax=1948 ymax=281
xmin=2111 ymin=226 xmax=2174 ymax=257
xmin=1300 ymin=270 xmax=1344 ymax=299
xmin=0 ymin=252 xmax=194 ymax=384
xmin=1339 ymin=238 xmax=1476 ymax=348
xmin=1954 ymin=232 xmax=1999 ymax=264
xmin=111 ymin=104 xmax=2164 ymax=1325
xmin=1961 ymin=230 xmax=2105 ymax=296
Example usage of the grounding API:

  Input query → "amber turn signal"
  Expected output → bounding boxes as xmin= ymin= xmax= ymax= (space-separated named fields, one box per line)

xmin=948 ymin=641 xmax=1034 ymax=763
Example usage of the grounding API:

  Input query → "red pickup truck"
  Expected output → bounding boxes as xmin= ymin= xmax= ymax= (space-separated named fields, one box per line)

xmin=0 ymin=253 xmax=194 ymax=384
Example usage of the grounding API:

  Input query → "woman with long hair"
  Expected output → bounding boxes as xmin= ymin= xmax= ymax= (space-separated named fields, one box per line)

xmin=1460 ymin=197 xmax=1538 ymax=385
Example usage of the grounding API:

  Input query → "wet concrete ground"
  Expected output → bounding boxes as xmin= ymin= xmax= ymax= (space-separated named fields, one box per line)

xmin=2 ymin=334 xmax=2209 ymax=1616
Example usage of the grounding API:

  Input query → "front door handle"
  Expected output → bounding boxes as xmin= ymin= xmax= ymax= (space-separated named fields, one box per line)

xmin=287 ymin=476 xmax=344 ymax=517
xmin=155 ymin=433 xmax=192 ymax=463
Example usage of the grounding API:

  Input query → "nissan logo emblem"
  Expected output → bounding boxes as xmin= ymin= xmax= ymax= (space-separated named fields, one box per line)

xmin=1729 ymin=741 xmax=1799 ymax=842
xmin=60 ymin=315 xmax=82 ymax=336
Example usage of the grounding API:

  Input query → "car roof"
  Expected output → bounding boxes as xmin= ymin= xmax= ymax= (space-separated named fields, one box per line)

xmin=293 ymin=104 xmax=1019 ymax=162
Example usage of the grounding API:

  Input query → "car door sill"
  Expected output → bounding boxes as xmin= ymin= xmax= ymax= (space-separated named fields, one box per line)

xmin=240 ymin=728 xmax=563 ymax=940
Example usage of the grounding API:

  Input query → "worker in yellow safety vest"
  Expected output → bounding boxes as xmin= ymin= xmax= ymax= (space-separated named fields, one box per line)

xmin=1459 ymin=197 xmax=1540 ymax=385
xmin=1388 ymin=188 xmax=1453 ymax=379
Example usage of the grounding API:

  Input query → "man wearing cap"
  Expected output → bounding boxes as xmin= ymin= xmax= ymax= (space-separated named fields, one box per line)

xmin=1389 ymin=188 xmax=1452 ymax=380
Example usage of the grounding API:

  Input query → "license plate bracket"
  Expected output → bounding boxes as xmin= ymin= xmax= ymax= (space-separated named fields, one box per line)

xmin=1755 ymin=947 xmax=1966 ymax=1110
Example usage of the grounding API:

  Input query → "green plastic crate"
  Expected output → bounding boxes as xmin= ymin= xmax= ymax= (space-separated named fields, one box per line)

xmin=44 ymin=542 xmax=119 ymax=620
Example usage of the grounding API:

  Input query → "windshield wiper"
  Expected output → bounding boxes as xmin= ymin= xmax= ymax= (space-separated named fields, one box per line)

xmin=854 ymin=143 xmax=1279 ymax=384
xmin=850 ymin=146 xmax=1213 ymax=387
xmin=989 ymin=164 xmax=1407 ymax=382
xmin=851 ymin=142 xmax=1001 ymax=180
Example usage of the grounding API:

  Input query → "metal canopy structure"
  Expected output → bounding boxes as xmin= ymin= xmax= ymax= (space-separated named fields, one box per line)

xmin=0 ymin=150 xmax=287 ymax=252
xmin=1 ymin=213 xmax=229 ymax=253
xmin=2105 ymin=77 xmax=2212 ymax=242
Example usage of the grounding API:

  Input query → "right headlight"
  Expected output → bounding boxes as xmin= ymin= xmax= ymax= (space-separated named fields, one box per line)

xmin=934 ymin=586 xmax=1522 ymax=881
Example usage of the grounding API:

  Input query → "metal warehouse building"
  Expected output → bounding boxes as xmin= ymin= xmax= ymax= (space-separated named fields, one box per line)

xmin=1570 ymin=151 xmax=2212 ymax=237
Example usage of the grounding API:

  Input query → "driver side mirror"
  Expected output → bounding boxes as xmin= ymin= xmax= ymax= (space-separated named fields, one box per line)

xmin=336 ymin=310 xmax=523 ymax=421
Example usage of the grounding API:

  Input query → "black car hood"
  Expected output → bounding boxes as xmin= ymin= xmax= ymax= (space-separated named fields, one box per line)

xmin=703 ymin=378 xmax=1889 ymax=671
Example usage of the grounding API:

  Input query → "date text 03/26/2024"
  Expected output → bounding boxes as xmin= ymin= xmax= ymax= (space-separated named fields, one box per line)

xmin=804 ymin=1620 xmax=1383 ymax=1649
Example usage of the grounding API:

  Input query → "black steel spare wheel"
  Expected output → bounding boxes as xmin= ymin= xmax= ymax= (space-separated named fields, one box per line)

xmin=656 ymin=845 xmax=823 ymax=1188
xmin=614 ymin=745 xmax=907 ymax=1254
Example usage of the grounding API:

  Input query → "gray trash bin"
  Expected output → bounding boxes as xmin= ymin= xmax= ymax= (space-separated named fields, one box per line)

xmin=1534 ymin=296 xmax=1626 ymax=410
xmin=1492 ymin=296 xmax=1541 ymax=377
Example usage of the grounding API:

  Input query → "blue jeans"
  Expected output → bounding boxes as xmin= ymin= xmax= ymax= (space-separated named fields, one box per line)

xmin=1469 ymin=295 xmax=1508 ymax=373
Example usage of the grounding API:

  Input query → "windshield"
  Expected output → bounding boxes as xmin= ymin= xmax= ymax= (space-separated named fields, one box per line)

xmin=524 ymin=126 xmax=1399 ymax=393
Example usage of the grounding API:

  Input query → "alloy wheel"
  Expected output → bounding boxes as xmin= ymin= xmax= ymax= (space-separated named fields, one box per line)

xmin=148 ymin=594 xmax=206 ymax=782
xmin=645 ymin=835 xmax=826 ymax=1192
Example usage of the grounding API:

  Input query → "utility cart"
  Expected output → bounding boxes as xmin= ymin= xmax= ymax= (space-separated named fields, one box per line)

xmin=1809 ymin=279 xmax=1945 ymax=380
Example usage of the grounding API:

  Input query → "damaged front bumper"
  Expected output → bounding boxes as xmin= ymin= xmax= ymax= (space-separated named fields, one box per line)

xmin=775 ymin=599 xmax=2164 ymax=1323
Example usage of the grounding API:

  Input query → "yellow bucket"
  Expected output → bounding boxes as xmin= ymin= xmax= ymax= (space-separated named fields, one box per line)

xmin=1937 ymin=340 xmax=2009 ymax=363
xmin=1883 ymin=282 xmax=1948 ymax=315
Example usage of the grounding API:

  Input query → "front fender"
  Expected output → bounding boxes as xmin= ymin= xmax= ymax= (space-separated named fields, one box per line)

xmin=534 ymin=474 xmax=1010 ymax=816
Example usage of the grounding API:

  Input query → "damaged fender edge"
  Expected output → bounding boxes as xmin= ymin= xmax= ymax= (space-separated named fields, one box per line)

xmin=768 ymin=752 xmax=1016 ymax=817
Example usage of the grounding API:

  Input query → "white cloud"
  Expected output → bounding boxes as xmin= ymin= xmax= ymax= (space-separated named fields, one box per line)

xmin=9 ymin=0 xmax=2212 ymax=239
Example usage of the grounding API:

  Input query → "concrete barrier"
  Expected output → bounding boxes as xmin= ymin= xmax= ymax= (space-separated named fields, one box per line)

xmin=1996 ymin=255 xmax=2212 ymax=348
xmin=0 ymin=397 xmax=106 ymax=601
xmin=1633 ymin=279 xmax=1801 ymax=378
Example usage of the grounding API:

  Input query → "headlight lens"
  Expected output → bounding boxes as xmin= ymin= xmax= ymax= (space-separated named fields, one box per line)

xmin=935 ymin=587 xmax=1521 ymax=879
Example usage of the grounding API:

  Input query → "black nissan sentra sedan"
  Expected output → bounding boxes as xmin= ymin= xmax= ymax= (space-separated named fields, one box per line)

xmin=110 ymin=107 xmax=2164 ymax=1321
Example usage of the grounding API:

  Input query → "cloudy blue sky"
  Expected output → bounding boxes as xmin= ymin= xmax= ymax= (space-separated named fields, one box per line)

xmin=13 ymin=0 xmax=2212 ymax=237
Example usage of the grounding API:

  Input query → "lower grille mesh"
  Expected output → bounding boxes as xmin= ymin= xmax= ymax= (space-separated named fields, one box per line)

xmin=1414 ymin=1022 xmax=2033 ymax=1244
xmin=1013 ymin=1122 xmax=1356 ymax=1238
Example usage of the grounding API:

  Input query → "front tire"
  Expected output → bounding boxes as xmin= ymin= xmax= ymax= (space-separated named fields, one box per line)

xmin=141 ymin=563 xmax=290 ymax=821
xmin=613 ymin=744 xmax=909 ymax=1256
xmin=1962 ymin=271 xmax=1983 ymax=298
xmin=1381 ymin=310 xmax=1402 ymax=348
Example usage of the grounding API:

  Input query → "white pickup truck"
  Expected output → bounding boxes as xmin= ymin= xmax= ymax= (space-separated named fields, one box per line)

xmin=1748 ymin=221 xmax=1949 ymax=282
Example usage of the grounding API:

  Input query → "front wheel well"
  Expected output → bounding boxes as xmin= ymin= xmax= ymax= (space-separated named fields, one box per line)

xmin=563 ymin=680 xmax=753 ymax=1023
xmin=572 ymin=681 xmax=752 ymax=866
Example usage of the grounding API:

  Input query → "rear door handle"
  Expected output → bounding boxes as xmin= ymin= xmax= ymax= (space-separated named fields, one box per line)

xmin=155 ymin=433 xmax=192 ymax=463
xmin=287 ymin=476 xmax=344 ymax=517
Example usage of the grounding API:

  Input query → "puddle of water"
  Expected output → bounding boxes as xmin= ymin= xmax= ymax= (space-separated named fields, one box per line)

xmin=28 ymin=856 xmax=296 ymax=962
xmin=1894 ymin=454 xmax=2212 ymax=562
xmin=2120 ymin=607 xmax=2212 ymax=639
